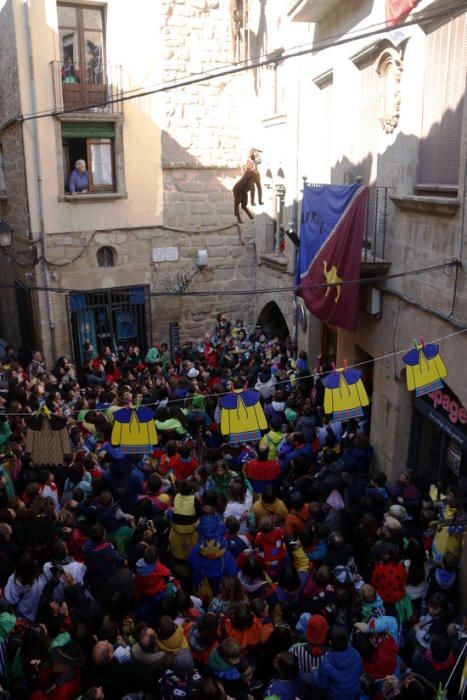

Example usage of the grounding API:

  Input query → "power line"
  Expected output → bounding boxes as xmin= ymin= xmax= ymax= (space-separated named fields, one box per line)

xmin=31 ymin=14 xmax=407 ymax=119
xmin=18 ymin=9 xmax=422 ymax=121
xmin=2 ymin=325 xmax=466 ymax=418
xmin=19 ymin=1 xmax=466 ymax=123
xmin=6 ymin=259 xmax=460 ymax=297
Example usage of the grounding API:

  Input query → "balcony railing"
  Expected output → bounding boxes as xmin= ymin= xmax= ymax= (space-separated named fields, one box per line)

xmin=306 ymin=184 xmax=390 ymax=264
xmin=50 ymin=61 xmax=123 ymax=114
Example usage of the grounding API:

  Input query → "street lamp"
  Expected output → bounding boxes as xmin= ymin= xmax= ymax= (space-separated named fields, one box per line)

xmin=0 ymin=220 xmax=12 ymax=249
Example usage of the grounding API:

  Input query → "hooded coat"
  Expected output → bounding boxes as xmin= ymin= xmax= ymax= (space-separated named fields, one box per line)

xmin=157 ymin=624 xmax=189 ymax=655
xmin=310 ymin=645 xmax=363 ymax=700
xmin=252 ymin=497 xmax=288 ymax=523
xmin=135 ymin=559 xmax=171 ymax=599
xmin=187 ymin=514 xmax=237 ymax=589
xmin=5 ymin=573 xmax=47 ymax=622
xmin=255 ymin=373 xmax=277 ymax=400
xmin=255 ymin=526 xmax=286 ymax=573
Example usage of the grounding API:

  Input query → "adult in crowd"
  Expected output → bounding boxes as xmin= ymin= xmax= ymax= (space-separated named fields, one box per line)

xmin=0 ymin=318 xmax=460 ymax=700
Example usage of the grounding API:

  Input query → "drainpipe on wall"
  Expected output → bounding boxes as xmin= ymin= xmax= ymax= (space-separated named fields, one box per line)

xmin=23 ymin=0 xmax=56 ymax=361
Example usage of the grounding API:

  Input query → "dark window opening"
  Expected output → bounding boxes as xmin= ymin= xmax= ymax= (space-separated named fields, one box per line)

xmin=97 ymin=246 xmax=116 ymax=267
xmin=62 ymin=122 xmax=116 ymax=194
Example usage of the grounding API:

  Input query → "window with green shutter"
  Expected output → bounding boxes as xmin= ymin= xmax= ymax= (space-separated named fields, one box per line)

xmin=62 ymin=122 xmax=116 ymax=193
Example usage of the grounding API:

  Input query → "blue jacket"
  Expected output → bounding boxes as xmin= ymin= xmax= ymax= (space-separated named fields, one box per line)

xmin=103 ymin=460 xmax=144 ymax=513
xmin=343 ymin=445 xmax=373 ymax=477
xmin=188 ymin=514 xmax=237 ymax=587
xmin=311 ymin=646 xmax=362 ymax=700
xmin=266 ymin=675 xmax=307 ymax=700
xmin=279 ymin=443 xmax=314 ymax=471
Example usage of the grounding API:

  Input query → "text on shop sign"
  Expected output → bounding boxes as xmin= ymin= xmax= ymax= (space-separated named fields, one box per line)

xmin=428 ymin=390 xmax=467 ymax=426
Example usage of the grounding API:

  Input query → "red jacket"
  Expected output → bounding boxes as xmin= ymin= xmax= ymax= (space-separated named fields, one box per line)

xmin=244 ymin=459 xmax=281 ymax=482
xmin=171 ymin=454 xmax=198 ymax=480
xmin=371 ymin=561 xmax=407 ymax=604
xmin=255 ymin=527 xmax=286 ymax=572
xmin=284 ymin=504 xmax=311 ymax=537
xmin=135 ymin=560 xmax=171 ymax=599
xmin=30 ymin=669 xmax=81 ymax=700
xmin=362 ymin=634 xmax=398 ymax=679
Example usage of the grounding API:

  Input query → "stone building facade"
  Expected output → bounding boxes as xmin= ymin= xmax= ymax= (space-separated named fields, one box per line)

xmin=249 ymin=0 xmax=467 ymax=485
xmin=1 ymin=0 xmax=467 ymax=491
xmin=0 ymin=0 xmax=262 ymax=361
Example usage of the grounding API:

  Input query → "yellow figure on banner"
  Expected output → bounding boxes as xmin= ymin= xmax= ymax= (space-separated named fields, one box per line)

xmin=323 ymin=261 xmax=342 ymax=303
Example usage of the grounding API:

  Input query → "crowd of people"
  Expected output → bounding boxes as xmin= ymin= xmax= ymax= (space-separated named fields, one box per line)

xmin=0 ymin=313 xmax=464 ymax=700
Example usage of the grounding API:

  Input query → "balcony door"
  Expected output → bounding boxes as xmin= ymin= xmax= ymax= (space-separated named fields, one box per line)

xmin=57 ymin=3 xmax=107 ymax=110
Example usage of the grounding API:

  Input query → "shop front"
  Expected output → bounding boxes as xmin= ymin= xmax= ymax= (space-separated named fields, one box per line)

xmin=407 ymin=383 xmax=467 ymax=491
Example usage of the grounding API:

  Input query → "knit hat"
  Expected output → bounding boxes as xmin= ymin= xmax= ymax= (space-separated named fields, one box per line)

xmin=333 ymin=565 xmax=353 ymax=585
xmin=388 ymin=505 xmax=408 ymax=522
xmin=305 ymin=614 xmax=329 ymax=654
xmin=384 ymin=515 xmax=402 ymax=532
xmin=173 ymin=648 xmax=195 ymax=676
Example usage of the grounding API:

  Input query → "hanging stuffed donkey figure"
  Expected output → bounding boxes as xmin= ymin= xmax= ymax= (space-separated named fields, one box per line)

xmin=233 ymin=166 xmax=256 ymax=223
xmin=232 ymin=148 xmax=263 ymax=223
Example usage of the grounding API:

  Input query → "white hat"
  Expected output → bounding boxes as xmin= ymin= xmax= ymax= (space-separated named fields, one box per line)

xmin=384 ymin=515 xmax=402 ymax=532
xmin=388 ymin=505 xmax=408 ymax=522
xmin=187 ymin=368 xmax=199 ymax=379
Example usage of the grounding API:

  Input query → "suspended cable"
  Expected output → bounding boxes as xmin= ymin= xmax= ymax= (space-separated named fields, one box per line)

xmin=2 ymin=259 xmax=460 ymax=297
xmin=18 ymin=1 xmax=466 ymax=123
xmin=2 ymin=325 xmax=466 ymax=418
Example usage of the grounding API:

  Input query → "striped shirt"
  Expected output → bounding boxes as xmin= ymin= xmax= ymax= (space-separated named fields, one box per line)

xmin=289 ymin=642 xmax=327 ymax=673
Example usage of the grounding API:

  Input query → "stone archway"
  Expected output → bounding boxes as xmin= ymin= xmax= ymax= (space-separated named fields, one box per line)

xmin=256 ymin=301 xmax=290 ymax=340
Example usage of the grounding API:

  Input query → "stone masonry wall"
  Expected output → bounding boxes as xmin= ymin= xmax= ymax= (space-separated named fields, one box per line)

xmin=48 ymin=223 xmax=257 ymax=358
xmin=0 ymin=0 xmax=20 ymax=126
xmin=158 ymin=0 xmax=258 ymax=340
xmin=0 ymin=2 xmax=28 ymax=345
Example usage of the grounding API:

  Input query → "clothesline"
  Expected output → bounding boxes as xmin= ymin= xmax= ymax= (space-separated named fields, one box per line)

xmin=1 ymin=326 xmax=466 ymax=419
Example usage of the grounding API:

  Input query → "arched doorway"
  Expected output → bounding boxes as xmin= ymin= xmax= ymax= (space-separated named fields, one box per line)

xmin=256 ymin=301 xmax=289 ymax=340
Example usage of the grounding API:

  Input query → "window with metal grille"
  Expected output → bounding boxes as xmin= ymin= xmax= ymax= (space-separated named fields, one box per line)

xmin=417 ymin=12 xmax=467 ymax=190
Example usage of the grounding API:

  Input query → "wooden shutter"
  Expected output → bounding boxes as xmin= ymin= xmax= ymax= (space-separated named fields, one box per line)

xmin=61 ymin=122 xmax=115 ymax=138
xmin=417 ymin=13 xmax=467 ymax=187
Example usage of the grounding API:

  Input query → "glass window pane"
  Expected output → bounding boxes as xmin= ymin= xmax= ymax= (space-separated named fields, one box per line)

xmin=57 ymin=4 xmax=77 ymax=27
xmin=90 ymin=141 xmax=113 ymax=187
xmin=85 ymin=31 xmax=104 ymax=84
xmin=59 ymin=29 xmax=79 ymax=67
xmin=83 ymin=8 xmax=103 ymax=31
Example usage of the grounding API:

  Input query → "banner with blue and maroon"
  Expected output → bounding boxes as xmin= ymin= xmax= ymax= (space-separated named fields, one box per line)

xmin=296 ymin=183 xmax=368 ymax=332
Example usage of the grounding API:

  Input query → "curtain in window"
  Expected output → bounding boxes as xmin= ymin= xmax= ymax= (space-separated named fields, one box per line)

xmin=90 ymin=142 xmax=112 ymax=186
